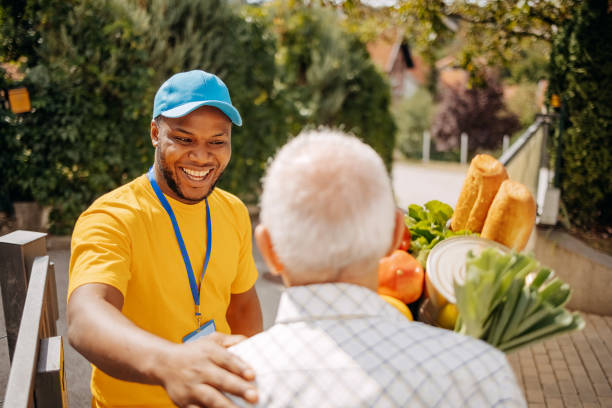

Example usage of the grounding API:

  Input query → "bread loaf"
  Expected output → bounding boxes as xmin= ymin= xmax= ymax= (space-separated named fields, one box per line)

xmin=481 ymin=180 xmax=536 ymax=252
xmin=451 ymin=154 xmax=508 ymax=233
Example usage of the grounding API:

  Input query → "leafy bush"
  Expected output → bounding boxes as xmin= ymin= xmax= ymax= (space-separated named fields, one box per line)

xmin=505 ymin=82 xmax=539 ymax=128
xmin=431 ymin=71 xmax=520 ymax=153
xmin=268 ymin=3 xmax=396 ymax=170
xmin=393 ymin=87 xmax=434 ymax=159
xmin=502 ymin=44 xmax=550 ymax=85
xmin=147 ymin=0 xmax=287 ymax=204
xmin=1 ymin=0 xmax=396 ymax=231
xmin=0 ymin=66 xmax=23 ymax=213
xmin=12 ymin=0 xmax=153 ymax=233
xmin=548 ymin=0 xmax=612 ymax=231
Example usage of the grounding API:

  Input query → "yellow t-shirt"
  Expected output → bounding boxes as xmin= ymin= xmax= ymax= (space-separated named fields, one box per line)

xmin=68 ymin=174 xmax=258 ymax=407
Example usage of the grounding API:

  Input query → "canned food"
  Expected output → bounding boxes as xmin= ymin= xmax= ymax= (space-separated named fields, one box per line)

xmin=424 ymin=236 xmax=510 ymax=328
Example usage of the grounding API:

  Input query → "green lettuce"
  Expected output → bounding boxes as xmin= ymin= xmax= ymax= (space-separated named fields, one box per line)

xmin=405 ymin=200 xmax=472 ymax=266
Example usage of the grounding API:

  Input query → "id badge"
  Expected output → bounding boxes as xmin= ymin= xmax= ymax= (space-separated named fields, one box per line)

xmin=182 ymin=320 xmax=216 ymax=343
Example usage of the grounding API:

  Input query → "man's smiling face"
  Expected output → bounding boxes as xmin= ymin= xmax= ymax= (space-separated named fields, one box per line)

xmin=151 ymin=106 xmax=232 ymax=204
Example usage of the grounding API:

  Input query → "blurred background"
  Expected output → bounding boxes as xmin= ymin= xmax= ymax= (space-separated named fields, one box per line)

xmin=1 ymin=0 xmax=610 ymax=250
xmin=1 ymin=1 xmax=611 ymax=407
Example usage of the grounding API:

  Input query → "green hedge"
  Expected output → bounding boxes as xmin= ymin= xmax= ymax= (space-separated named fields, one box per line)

xmin=146 ymin=0 xmax=288 ymax=205
xmin=549 ymin=0 xmax=612 ymax=231
xmin=12 ymin=0 xmax=154 ymax=233
xmin=1 ymin=0 xmax=395 ymax=232
xmin=269 ymin=3 xmax=396 ymax=170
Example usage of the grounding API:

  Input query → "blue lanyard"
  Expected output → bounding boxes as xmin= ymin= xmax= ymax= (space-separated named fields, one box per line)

xmin=147 ymin=166 xmax=212 ymax=325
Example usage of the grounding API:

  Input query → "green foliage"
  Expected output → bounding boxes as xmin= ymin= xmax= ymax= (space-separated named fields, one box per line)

xmin=502 ymin=44 xmax=550 ymax=85
xmin=1 ymin=0 xmax=396 ymax=232
xmin=0 ymin=67 xmax=23 ymax=212
xmin=147 ymin=0 xmax=287 ymax=203
xmin=505 ymin=82 xmax=539 ymax=127
xmin=549 ymin=0 xmax=612 ymax=231
xmin=269 ymin=2 xmax=396 ymax=170
xmin=393 ymin=87 xmax=434 ymax=158
xmin=0 ymin=0 xmax=75 ymax=64
xmin=405 ymin=200 xmax=471 ymax=267
xmin=11 ymin=0 xmax=154 ymax=233
xmin=394 ymin=1 xmax=577 ymax=77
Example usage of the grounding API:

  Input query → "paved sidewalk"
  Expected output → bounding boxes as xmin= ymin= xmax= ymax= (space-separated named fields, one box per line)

xmin=507 ymin=313 xmax=612 ymax=408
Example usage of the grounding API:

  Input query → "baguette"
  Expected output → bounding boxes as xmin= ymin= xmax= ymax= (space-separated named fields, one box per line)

xmin=451 ymin=154 xmax=508 ymax=233
xmin=481 ymin=180 xmax=536 ymax=252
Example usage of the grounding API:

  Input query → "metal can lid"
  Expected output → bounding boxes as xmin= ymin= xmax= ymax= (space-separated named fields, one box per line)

xmin=426 ymin=236 xmax=510 ymax=304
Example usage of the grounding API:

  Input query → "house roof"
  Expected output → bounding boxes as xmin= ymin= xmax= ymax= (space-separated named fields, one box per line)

xmin=366 ymin=29 xmax=401 ymax=72
xmin=366 ymin=28 xmax=428 ymax=86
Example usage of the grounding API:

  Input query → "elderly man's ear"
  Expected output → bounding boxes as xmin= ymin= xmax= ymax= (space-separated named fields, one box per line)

xmin=254 ymin=225 xmax=285 ymax=277
xmin=387 ymin=209 xmax=405 ymax=256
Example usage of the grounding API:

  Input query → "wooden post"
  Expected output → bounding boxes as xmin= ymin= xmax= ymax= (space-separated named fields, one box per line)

xmin=3 ymin=255 xmax=50 ymax=408
xmin=0 ymin=230 xmax=47 ymax=361
xmin=35 ymin=336 xmax=69 ymax=408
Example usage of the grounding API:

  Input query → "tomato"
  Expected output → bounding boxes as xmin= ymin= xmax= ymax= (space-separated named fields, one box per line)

xmin=398 ymin=223 xmax=411 ymax=252
xmin=377 ymin=249 xmax=424 ymax=304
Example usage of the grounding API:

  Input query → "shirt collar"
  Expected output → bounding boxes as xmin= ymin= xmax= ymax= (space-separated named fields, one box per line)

xmin=274 ymin=282 xmax=402 ymax=324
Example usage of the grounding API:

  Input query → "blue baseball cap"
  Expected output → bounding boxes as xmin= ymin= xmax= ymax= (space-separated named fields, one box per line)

xmin=152 ymin=70 xmax=242 ymax=126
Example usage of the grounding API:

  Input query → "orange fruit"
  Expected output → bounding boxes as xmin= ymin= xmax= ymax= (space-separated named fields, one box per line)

xmin=437 ymin=303 xmax=458 ymax=330
xmin=377 ymin=250 xmax=424 ymax=304
xmin=379 ymin=294 xmax=413 ymax=320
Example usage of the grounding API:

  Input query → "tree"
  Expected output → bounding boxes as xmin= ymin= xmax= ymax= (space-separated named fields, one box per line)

xmin=1 ymin=0 xmax=397 ymax=232
xmin=393 ymin=87 xmax=434 ymax=159
xmin=263 ymin=1 xmax=396 ymax=169
xmin=431 ymin=71 xmax=520 ymax=153
xmin=146 ymin=0 xmax=287 ymax=204
xmin=0 ymin=0 xmax=74 ymax=64
xmin=5 ymin=0 xmax=154 ymax=233
xmin=548 ymin=0 xmax=612 ymax=231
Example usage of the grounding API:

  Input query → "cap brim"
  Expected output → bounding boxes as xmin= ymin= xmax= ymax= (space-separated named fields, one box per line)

xmin=161 ymin=100 xmax=242 ymax=126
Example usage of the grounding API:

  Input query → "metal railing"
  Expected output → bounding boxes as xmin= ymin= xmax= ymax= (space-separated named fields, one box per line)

xmin=499 ymin=115 xmax=548 ymax=196
xmin=498 ymin=114 xmax=557 ymax=224
xmin=0 ymin=231 xmax=68 ymax=408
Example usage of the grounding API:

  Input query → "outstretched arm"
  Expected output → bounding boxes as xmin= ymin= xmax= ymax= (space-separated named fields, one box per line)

xmin=67 ymin=283 xmax=258 ymax=407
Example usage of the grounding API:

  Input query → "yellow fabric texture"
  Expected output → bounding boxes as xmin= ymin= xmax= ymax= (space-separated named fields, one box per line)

xmin=68 ymin=174 xmax=258 ymax=407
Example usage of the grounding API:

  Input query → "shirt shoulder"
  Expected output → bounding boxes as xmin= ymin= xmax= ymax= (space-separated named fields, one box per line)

xmin=74 ymin=175 xmax=152 ymax=231
xmin=210 ymin=187 xmax=249 ymax=212
xmin=69 ymin=175 xmax=153 ymax=298
xmin=209 ymin=187 xmax=251 ymax=228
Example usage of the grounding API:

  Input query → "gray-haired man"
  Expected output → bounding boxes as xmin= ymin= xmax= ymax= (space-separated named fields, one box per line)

xmin=230 ymin=128 xmax=526 ymax=407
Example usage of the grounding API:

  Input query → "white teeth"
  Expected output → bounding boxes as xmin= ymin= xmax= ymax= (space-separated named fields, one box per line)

xmin=182 ymin=168 xmax=211 ymax=178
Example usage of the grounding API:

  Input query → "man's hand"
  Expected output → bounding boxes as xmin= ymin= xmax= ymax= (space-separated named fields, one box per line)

xmin=159 ymin=333 xmax=257 ymax=408
xmin=68 ymin=284 xmax=257 ymax=408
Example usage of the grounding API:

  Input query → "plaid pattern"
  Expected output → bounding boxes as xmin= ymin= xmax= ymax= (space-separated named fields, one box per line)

xmin=229 ymin=283 xmax=526 ymax=407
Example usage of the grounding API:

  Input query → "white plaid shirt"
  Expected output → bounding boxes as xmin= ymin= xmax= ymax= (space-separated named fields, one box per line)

xmin=229 ymin=283 xmax=526 ymax=407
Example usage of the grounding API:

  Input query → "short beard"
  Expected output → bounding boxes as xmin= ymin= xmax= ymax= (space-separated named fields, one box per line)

xmin=156 ymin=147 xmax=221 ymax=203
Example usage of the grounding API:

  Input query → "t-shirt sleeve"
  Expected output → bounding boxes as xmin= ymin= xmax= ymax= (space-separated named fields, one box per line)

xmin=68 ymin=206 xmax=132 ymax=302
xmin=230 ymin=203 xmax=258 ymax=294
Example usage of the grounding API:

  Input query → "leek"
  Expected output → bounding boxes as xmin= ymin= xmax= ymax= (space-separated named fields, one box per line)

xmin=454 ymin=248 xmax=584 ymax=353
